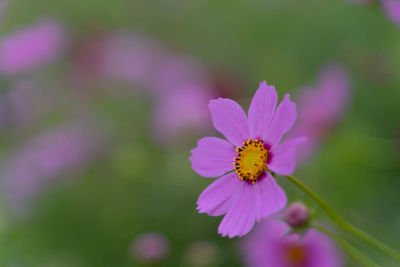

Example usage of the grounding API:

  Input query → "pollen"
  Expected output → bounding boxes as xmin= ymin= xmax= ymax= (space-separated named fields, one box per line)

xmin=233 ymin=138 xmax=269 ymax=183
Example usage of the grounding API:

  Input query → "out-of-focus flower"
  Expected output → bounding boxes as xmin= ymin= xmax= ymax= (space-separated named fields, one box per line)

xmin=70 ymin=31 xmax=214 ymax=142
xmin=150 ymin=52 xmax=214 ymax=142
xmin=284 ymin=202 xmax=310 ymax=228
xmin=382 ymin=0 xmax=400 ymax=26
xmin=130 ymin=232 xmax=170 ymax=264
xmin=190 ymin=81 xmax=306 ymax=237
xmin=289 ymin=64 xmax=350 ymax=162
xmin=98 ymin=32 xmax=163 ymax=87
xmin=1 ymin=123 xmax=105 ymax=215
xmin=242 ymin=220 xmax=341 ymax=267
xmin=183 ymin=241 xmax=219 ymax=267
xmin=150 ymin=52 xmax=208 ymax=92
xmin=0 ymin=19 xmax=65 ymax=75
xmin=153 ymin=82 xmax=213 ymax=142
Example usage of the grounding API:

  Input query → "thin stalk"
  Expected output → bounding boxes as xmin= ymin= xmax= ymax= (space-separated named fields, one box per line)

xmin=285 ymin=175 xmax=400 ymax=262
xmin=313 ymin=223 xmax=380 ymax=267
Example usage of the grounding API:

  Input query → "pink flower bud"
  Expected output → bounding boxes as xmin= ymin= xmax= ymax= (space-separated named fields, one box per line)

xmin=284 ymin=202 xmax=309 ymax=228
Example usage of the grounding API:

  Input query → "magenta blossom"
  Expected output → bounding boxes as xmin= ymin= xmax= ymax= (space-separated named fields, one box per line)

xmin=289 ymin=64 xmax=349 ymax=161
xmin=243 ymin=220 xmax=341 ymax=267
xmin=382 ymin=0 xmax=400 ymax=26
xmin=190 ymin=82 xmax=306 ymax=237
xmin=0 ymin=19 xmax=65 ymax=75
xmin=130 ymin=232 xmax=170 ymax=264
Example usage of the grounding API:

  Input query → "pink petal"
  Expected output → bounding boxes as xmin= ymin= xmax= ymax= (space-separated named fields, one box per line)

xmin=218 ymin=183 xmax=257 ymax=238
xmin=197 ymin=172 xmax=241 ymax=216
xmin=382 ymin=0 xmax=400 ymax=26
xmin=248 ymin=81 xmax=278 ymax=139
xmin=263 ymin=94 xmax=296 ymax=149
xmin=303 ymin=229 xmax=342 ymax=267
xmin=208 ymin=98 xmax=249 ymax=147
xmin=190 ymin=137 xmax=236 ymax=178
xmin=255 ymin=173 xmax=287 ymax=221
xmin=268 ymin=137 xmax=307 ymax=175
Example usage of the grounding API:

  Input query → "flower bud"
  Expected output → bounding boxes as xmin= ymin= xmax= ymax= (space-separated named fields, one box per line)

xmin=284 ymin=202 xmax=309 ymax=228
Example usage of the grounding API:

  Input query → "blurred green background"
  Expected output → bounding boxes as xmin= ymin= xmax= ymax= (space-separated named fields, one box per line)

xmin=0 ymin=0 xmax=399 ymax=266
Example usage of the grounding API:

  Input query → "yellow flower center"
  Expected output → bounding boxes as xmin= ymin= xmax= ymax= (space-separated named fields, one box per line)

xmin=233 ymin=139 xmax=269 ymax=183
xmin=285 ymin=244 xmax=306 ymax=265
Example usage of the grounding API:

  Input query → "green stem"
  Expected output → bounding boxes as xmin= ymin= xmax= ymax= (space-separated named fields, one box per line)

xmin=313 ymin=223 xmax=380 ymax=267
xmin=285 ymin=175 xmax=400 ymax=262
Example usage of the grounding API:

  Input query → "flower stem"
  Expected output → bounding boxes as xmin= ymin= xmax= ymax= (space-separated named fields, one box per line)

xmin=312 ymin=223 xmax=380 ymax=267
xmin=285 ymin=175 xmax=400 ymax=262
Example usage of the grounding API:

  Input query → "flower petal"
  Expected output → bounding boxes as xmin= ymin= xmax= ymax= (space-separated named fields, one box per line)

xmin=197 ymin=172 xmax=241 ymax=216
xmin=255 ymin=173 xmax=287 ymax=221
xmin=303 ymin=229 xmax=342 ymax=267
xmin=218 ymin=182 xmax=257 ymax=238
xmin=268 ymin=137 xmax=307 ymax=175
xmin=263 ymin=94 xmax=297 ymax=149
xmin=248 ymin=81 xmax=278 ymax=139
xmin=190 ymin=137 xmax=236 ymax=178
xmin=208 ymin=98 xmax=249 ymax=147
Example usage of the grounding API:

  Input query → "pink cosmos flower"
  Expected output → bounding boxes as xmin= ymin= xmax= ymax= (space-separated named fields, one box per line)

xmin=289 ymin=64 xmax=349 ymax=161
xmin=242 ymin=220 xmax=341 ymax=267
xmin=130 ymin=232 xmax=170 ymax=264
xmin=0 ymin=19 xmax=65 ymax=75
xmin=382 ymin=0 xmax=400 ymax=26
xmin=190 ymin=82 xmax=306 ymax=237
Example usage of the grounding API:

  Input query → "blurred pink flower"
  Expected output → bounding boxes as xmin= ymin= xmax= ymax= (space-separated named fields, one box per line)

xmin=1 ymin=124 xmax=104 ymax=215
xmin=151 ymin=52 xmax=208 ymax=92
xmin=0 ymin=19 xmax=65 ymax=75
xmin=70 ymin=30 xmax=216 ymax=141
xmin=242 ymin=220 xmax=341 ymax=267
xmin=130 ymin=232 xmax=170 ymax=264
xmin=382 ymin=0 xmax=400 ymax=26
xmin=153 ymin=82 xmax=214 ymax=142
xmin=190 ymin=82 xmax=306 ymax=237
xmin=97 ymin=32 xmax=163 ymax=87
xmin=289 ymin=64 xmax=350 ymax=162
xmin=150 ymin=51 xmax=215 ymax=142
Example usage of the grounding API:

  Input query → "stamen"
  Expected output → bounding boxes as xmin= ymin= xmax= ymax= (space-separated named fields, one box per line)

xmin=233 ymin=139 xmax=269 ymax=183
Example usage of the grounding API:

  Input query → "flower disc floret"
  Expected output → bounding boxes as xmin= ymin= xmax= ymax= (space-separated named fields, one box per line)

xmin=234 ymin=138 xmax=268 ymax=183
